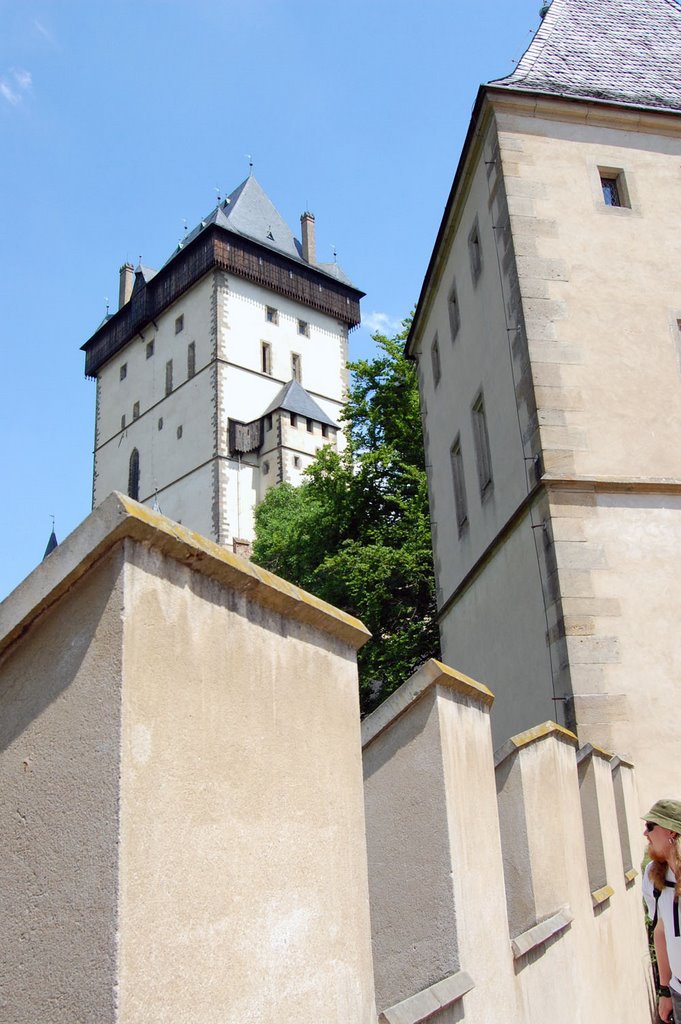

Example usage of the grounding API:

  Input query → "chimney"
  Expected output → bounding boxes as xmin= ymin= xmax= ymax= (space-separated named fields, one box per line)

xmin=118 ymin=263 xmax=134 ymax=309
xmin=300 ymin=212 xmax=316 ymax=264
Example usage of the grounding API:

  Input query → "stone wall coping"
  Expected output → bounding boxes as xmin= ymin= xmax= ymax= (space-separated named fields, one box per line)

xmin=0 ymin=492 xmax=371 ymax=659
xmin=361 ymin=659 xmax=494 ymax=750
xmin=510 ymin=906 xmax=574 ymax=960
xmin=610 ymin=753 xmax=636 ymax=770
xmin=591 ymin=884 xmax=614 ymax=907
xmin=576 ymin=742 xmax=614 ymax=766
xmin=493 ymin=720 xmax=578 ymax=767
xmin=378 ymin=969 xmax=475 ymax=1024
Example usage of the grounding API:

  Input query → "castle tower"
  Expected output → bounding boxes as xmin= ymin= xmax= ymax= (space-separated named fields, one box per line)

xmin=406 ymin=0 xmax=681 ymax=808
xmin=83 ymin=176 xmax=363 ymax=550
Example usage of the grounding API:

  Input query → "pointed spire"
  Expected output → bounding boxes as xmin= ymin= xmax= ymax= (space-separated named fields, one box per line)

xmin=43 ymin=519 xmax=58 ymax=560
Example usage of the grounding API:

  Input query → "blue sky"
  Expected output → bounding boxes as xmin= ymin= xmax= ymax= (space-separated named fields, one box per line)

xmin=0 ymin=0 xmax=543 ymax=599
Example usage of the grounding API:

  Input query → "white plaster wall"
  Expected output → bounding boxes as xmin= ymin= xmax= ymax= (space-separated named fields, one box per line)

xmin=117 ymin=544 xmax=377 ymax=1023
xmin=440 ymin=511 xmax=556 ymax=749
xmin=496 ymin=106 xmax=681 ymax=481
xmin=414 ymin=117 xmax=530 ymax=610
xmin=0 ymin=552 xmax=124 ymax=1024
xmin=567 ymin=493 xmax=681 ymax=810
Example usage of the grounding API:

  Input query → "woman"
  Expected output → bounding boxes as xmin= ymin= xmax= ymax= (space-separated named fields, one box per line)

xmin=643 ymin=799 xmax=681 ymax=1024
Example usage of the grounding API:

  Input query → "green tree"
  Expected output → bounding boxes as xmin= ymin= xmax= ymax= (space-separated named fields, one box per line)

xmin=252 ymin=318 xmax=440 ymax=713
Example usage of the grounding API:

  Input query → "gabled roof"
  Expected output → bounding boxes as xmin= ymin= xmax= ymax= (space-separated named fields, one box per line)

xmin=262 ymin=379 xmax=338 ymax=429
xmin=492 ymin=0 xmax=681 ymax=113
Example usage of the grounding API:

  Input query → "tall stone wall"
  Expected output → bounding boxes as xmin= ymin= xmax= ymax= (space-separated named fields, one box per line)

xmin=362 ymin=661 xmax=653 ymax=1024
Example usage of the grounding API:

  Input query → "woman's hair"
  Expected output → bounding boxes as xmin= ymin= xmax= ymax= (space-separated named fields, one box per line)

xmin=649 ymin=833 xmax=681 ymax=899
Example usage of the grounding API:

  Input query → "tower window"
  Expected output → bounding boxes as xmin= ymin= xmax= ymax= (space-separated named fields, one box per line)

xmin=187 ymin=341 xmax=196 ymax=379
xmin=431 ymin=334 xmax=441 ymax=387
xmin=261 ymin=342 xmax=272 ymax=375
xmin=321 ymin=424 xmax=329 ymax=439
xmin=120 ymin=363 xmax=127 ymax=381
xmin=472 ymin=392 xmax=493 ymax=497
xmin=158 ymin=417 xmax=163 ymax=430
xmin=290 ymin=412 xmax=297 ymax=428
xmin=177 ymin=425 xmax=183 ymax=439
xmin=265 ymin=414 xmax=272 ymax=431
xmin=297 ymin=319 xmax=309 ymax=337
xmin=266 ymin=306 xmax=278 ymax=324
xmin=448 ymin=283 xmax=460 ymax=341
xmin=294 ymin=455 xmax=301 ymax=468
xmin=599 ymin=167 xmax=629 ymax=208
xmin=468 ymin=218 xmax=482 ymax=282
xmin=175 ymin=314 xmax=184 ymax=334
xmin=128 ymin=448 xmax=140 ymax=501
xmin=132 ymin=401 xmax=140 ymax=421
xmin=165 ymin=360 xmax=173 ymax=396
xmin=306 ymin=418 xmax=314 ymax=433
xmin=121 ymin=414 xmax=126 ymax=431
xmin=450 ymin=437 xmax=468 ymax=534
xmin=291 ymin=353 xmax=302 ymax=382
xmin=146 ymin=340 xmax=154 ymax=359
xmin=262 ymin=461 xmax=270 ymax=475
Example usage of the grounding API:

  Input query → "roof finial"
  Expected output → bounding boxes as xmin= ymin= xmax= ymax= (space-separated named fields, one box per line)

xmin=332 ymin=245 xmax=337 ymax=263
xmin=105 ymin=296 xmax=109 ymax=315
xmin=43 ymin=516 xmax=58 ymax=560
xmin=246 ymin=153 xmax=253 ymax=175
xmin=215 ymin=186 xmax=221 ymax=203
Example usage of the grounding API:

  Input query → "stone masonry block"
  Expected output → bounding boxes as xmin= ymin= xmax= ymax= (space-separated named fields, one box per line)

xmin=552 ymin=540 xmax=607 ymax=571
xmin=541 ymin=449 xmax=577 ymax=475
xmin=549 ymin=518 xmax=588 ymax=543
xmin=550 ymin=569 xmax=595 ymax=598
xmin=516 ymin=255 xmax=569 ymax=281
xmin=503 ymin=177 xmax=549 ymax=198
xmin=527 ymin=342 xmax=583 ymax=365
xmin=566 ymin=635 xmax=621 ymax=665
xmin=540 ymin=425 xmax=588 ymax=451
xmin=534 ymin=386 xmax=584 ymax=411
xmin=560 ymin=597 xmax=621 ymax=618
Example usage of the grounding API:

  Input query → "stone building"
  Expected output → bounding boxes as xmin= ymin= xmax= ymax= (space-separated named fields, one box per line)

xmin=406 ymin=0 xmax=681 ymax=809
xmin=82 ymin=175 xmax=363 ymax=550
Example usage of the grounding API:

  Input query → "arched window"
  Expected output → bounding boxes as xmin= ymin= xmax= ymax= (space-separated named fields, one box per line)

xmin=128 ymin=448 xmax=140 ymax=501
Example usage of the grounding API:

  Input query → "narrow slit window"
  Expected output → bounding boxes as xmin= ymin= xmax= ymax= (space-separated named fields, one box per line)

xmin=187 ymin=341 xmax=196 ymax=379
xmin=468 ymin=218 xmax=482 ymax=281
xmin=291 ymin=353 xmax=302 ymax=382
xmin=165 ymin=360 xmax=173 ymax=396
xmin=451 ymin=437 xmax=468 ymax=534
xmin=128 ymin=448 xmax=140 ymax=501
xmin=472 ymin=392 xmax=493 ymax=497
xmin=261 ymin=342 xmax=272 ymax=375
xmin=120 ymin=363 xmax=127 ymax=381
xmin=132 ymin=401 xmax=140 ymax=421
xmin=431 ymin=334 xmax=441 ymax=387
xmin=146 ymin=340 xmax=154 ymax=359
xmin=175 ymin=314 xmax=184 ymax=334
xmin=449 ymin=283 xmax=460 ymax=341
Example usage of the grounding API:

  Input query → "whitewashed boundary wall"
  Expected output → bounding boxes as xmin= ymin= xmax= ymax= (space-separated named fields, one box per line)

xmin=362 ymin=660 xmax=653 ymax=1024
xmin=0 ymin=493 xmax=377 ymax=1024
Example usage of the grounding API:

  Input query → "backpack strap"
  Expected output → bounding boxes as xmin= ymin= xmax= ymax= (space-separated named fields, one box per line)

xmin=652 ymin=882 xmax=679 ymax=937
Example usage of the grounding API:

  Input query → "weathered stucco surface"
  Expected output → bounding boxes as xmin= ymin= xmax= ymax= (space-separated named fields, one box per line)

xmin=0 ymin=550 xmax=124 ymax=1024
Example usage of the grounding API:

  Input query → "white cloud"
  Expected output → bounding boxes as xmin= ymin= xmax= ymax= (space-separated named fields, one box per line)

xmin=0 ymin=68 xmax=32 ymax=106
xmin=362 ymin=311 xmax=402 ymax=336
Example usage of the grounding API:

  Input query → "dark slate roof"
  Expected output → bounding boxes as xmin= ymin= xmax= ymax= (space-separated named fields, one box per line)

xmin=491 ymin=0 xmax=681 ymax=113
xmin=262 ymin=379 xmax=338 ymax=428
xmin=166 ymin=175 xmax=359 ymax=290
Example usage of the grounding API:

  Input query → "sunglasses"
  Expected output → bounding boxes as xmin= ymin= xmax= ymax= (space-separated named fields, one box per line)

xmin=645 ymin=821 xmax=658 ymax=834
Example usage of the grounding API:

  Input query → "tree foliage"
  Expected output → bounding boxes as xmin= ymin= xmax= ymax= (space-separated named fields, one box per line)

xmin=251 ymin=318 xmax=440 ymax=713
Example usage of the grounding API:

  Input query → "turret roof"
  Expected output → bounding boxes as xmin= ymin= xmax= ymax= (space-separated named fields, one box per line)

xmin=262 ymin=379 xmax=338 ymax=429
xmin=491 ymin=0 xmax=681 ymax=113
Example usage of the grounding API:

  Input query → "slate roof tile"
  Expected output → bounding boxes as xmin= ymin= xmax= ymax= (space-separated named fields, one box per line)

xmin=492 ymin=0 xmax=681 ymax=112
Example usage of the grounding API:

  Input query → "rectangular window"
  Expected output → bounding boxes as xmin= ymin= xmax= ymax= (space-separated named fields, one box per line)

xmin=431 ymin=334 xmax=441 ymax=387
xmin=450 ymin=437 xmax=468 ymax=534
xmin=598 ymin=166 xmax=630 ymax=209
xmin=321 ymin=424 xmax=329 ymax=439
xmin=165 ymin=360 xmax=173 ymax=396
xmin=265 ymin=414 xmax=272 ymax=431
xmin=291 ymin=353 xmax=302 ymax=382
xmin=290 ymin=412 xmax=297 ymax=427
xmin=187 ymin=341 xmax=196 ymax=379
xmin=121 ymin=413 xmax=126 ymax=430
xmin=120 ymin=363 xmax=127 ymax=381
xmin=132 ymin=401 xmax=140 ymax=421
xmin=297 ymin=319 xmax=309 ymax=337
xmin=261 ymin=342 xmax=272 ymax=375
xmin=472 ymin=393 xmax=493 ymax=497
xmin=468 ymin=218 xmax=482 ymax=282
xmin=448 ymin=283 xmax=460 ymax=341
xmin=306 ymin=417 xmax=313 ymax=433
xmin=266 ymin=306 xmax=278 ymax=324
xmin=146 ymin=340 xmax=154 ymax=359
xmin=175 ymin=314 xmax=184 ymax=334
